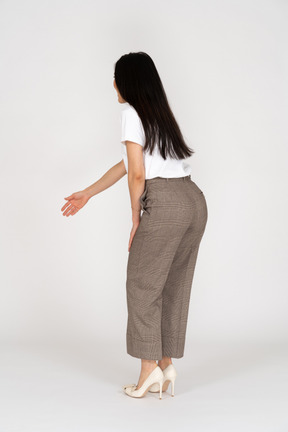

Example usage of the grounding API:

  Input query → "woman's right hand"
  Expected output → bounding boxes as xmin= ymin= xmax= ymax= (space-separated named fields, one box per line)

xmin=61 ymin=191 xmax=90 ymax=217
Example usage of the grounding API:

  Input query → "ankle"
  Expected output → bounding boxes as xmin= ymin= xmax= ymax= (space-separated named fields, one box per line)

xmin=158 ymin=357 xmax=172 ymax=369
xmin=141 ymin=359 xmax=158 ymax=371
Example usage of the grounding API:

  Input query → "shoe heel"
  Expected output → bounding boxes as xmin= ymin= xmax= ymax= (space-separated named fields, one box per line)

xmin=159 ymin=379 xmax=163 ymax=400
xmin=170 ymin=377 xmax=176 ymax=397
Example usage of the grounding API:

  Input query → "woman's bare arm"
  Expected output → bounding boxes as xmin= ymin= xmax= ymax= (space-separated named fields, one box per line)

xmin=125 ymin=142 xmax=145 ymax=217
xmin=125 ymin=141 xmax=146 ymax=251
xmin=84 ymin=159 xmax=127 ymax=199
xmin=61 ymin=160 xmax=127 ymax=217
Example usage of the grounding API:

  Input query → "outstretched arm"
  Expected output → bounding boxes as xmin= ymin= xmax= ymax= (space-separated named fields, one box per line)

xmin=61 ymin=160 xmax=127 ymax=217
xmin=84 ymin=159 xmax=127 ymax=199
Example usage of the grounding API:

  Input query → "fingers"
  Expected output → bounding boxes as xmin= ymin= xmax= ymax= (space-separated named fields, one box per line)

xmin=128 ymin=232 xmax=135 ymax=251
xmin=62 ymin=203 xmax=79 ymax=217
xmin=61 ymin=201 xmax=70 ymax=212
xmin=128 ymin=236 xmax=132 ymax=252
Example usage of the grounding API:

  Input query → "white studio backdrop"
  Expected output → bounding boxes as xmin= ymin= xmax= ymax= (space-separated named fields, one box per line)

xmin=0 ymin=0 xmax=287 ymax=350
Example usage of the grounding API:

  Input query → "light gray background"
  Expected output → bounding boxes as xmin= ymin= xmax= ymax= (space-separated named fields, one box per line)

xmin=0 ymin=0 xmax=287 ymax=431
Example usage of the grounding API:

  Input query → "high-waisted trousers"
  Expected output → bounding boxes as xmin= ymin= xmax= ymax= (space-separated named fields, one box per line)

xmin=125 ymin=175 xmax=208 ymax=360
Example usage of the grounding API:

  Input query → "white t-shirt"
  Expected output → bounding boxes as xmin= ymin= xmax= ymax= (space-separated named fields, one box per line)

xmin=120 ymin=102 xmax=192 ymax=179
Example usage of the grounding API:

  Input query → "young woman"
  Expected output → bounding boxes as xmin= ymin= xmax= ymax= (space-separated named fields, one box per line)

xmin=61 ymin=52 xmax=208 ymax=399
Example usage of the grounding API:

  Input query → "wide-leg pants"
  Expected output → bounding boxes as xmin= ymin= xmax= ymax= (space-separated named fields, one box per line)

xmin=126 ymin=175 xmax=208 ymax=360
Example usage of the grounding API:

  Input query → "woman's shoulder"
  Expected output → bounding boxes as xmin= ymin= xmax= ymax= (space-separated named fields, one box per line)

xmin=121 ymin=103 xmax=142 ymax=127
xmin=120 ymin=102 xmax=145 ymax=145
xmin=121 ymin=103 xmax=138 ymax=117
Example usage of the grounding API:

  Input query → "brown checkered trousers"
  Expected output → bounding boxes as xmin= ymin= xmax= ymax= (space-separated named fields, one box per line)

xmin=126 ymin=175 xmax=208 ymax=360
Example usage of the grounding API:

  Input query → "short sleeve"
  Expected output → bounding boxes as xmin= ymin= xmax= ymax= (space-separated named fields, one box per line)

xmin=121 ymin=106 xmax=145 ymax=147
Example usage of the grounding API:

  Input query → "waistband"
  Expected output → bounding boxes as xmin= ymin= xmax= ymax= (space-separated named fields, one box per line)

xmin=145 ymin=175 xmax=191 ymax=184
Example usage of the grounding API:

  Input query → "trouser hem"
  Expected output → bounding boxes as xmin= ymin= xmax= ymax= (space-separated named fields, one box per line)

xmin=161 ymin=335 xmax=186 ymax=358
xmin=126 ymin=333 xmax=186 ymax=360
xmin=126 ymin=333 xmax=163 ymax=360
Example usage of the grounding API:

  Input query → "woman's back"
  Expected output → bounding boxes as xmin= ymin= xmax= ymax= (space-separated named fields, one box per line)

xmin=120 ymin=102 xmax=192 ymax=180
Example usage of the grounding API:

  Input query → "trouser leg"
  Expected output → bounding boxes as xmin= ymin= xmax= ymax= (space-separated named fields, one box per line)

xmin=125 ymin=179 xmax=208 ymax=361
xmin=161 ymin=223 xmax=206 ymax=358
xmin=125 ymin=207 xmax=189 ymax=360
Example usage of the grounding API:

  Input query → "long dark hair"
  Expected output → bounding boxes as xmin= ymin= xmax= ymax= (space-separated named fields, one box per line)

xmin=114 ymin=52 xmax=194 ymax=160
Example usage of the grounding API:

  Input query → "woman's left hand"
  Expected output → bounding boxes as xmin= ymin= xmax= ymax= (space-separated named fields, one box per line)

xmin=128 ymin=220 xmax=140 ymax=252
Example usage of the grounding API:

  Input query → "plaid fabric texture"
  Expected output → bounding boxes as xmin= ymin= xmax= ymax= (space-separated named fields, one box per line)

xmin=126 ymin=175 xmax=208 ymax=360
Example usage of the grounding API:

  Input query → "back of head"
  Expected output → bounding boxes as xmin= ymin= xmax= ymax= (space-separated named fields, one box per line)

xmin=114 ymin=52 xmax=194 ymax=160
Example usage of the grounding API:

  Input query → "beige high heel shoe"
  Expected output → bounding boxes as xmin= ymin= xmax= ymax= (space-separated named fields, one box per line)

xmin=149 ymin=364 xmax=177 ymax=396
xmin=123 ymin=366 xmax=164 ymax=399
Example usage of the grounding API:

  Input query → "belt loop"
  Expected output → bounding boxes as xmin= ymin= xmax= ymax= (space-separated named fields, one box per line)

xmin=166 ymin=177 xmax=168 ymax=182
